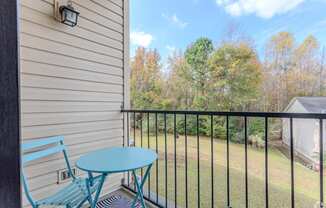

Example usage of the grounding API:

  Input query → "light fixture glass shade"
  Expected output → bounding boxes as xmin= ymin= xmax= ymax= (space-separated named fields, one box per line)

xmin=60 ymin=5 xmax=79 ymax=27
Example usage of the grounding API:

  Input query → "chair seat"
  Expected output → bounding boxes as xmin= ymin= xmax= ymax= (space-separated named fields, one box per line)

xmin=36 ymin=177 xmax=101 ymax=207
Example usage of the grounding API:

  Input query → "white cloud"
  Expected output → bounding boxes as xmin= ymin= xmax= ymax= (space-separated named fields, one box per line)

xmin=166 ymin=45 xmax=177 ymax=55
xmin=216 ymin=0 xmax=305 ymax=18
xmin=130 ymin=31 xmax=153 ymax=47
xmin=166 ymin=45 xmax=176 ymax=52
xmin=162 ymin=13 xmax=188 ymax=29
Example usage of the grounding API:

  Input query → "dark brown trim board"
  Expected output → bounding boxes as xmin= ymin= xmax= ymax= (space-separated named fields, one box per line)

xmin=0 ymin=0 xmax=21 ymax=207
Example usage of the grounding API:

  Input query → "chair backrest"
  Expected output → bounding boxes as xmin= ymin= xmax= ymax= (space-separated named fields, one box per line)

xmin=21 ymin=136 xmax=75 ymax=207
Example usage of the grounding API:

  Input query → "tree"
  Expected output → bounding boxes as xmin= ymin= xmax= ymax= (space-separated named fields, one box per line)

xmin=185 ymin=37 xmax=214 ymax=109
xmin=292 ymin=35 xmax=320 ymax=96
xmin=130 ymin=47 xmax=165 ymax=109
xmin=320 ymin=46 xmax=326 ymax=95
xmin=264 ymin=32 xmax=295 ymax=111
xmin=209 ymin=42 xmax=262 ymax=111
xmin=262 ymin=33 xmax=324 ymax=111
xmin=165 ymin=51 xmax=193 ymax=109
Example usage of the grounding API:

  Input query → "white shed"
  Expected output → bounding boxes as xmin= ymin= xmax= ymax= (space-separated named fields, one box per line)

xmin=282 ymin=97 xmax=326 ymax=167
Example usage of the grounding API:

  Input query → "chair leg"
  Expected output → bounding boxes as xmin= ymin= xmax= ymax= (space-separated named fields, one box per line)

xmin=76 ymin=198 xmax=89 ymax=208
xmin=85 ymin=178 xmax=94 ymax=206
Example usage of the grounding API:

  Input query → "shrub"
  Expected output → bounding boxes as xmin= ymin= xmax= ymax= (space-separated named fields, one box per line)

xmin=248 ymin=135 xmax=265 ymax=148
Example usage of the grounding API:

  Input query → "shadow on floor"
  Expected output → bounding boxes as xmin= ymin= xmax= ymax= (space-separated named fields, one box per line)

xmin=96 ymin=189 xmax=142 ymax=208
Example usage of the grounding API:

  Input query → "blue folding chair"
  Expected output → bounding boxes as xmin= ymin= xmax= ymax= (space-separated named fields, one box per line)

xmin=22 ymin=136 xmax=101 ymax=208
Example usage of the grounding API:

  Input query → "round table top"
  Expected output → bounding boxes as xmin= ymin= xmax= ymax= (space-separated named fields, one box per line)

xmin=76 ymin=147 xmax=157 ymax=173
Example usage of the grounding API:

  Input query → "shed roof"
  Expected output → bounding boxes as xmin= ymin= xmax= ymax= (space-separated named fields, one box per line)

xmin=290 ymin=97 xmax=326 ymax=113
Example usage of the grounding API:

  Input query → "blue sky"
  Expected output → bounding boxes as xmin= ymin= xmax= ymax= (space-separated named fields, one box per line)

xmin=130 ymin=0 xmax=326 ymax=61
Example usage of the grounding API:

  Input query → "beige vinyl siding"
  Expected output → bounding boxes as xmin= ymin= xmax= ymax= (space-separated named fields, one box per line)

xmin=19 ymin=0 xmax=128 ymax=207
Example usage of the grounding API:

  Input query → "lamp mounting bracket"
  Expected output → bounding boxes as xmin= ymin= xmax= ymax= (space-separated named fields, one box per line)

xmin=53 ymin=0 xmax=68 ymax=21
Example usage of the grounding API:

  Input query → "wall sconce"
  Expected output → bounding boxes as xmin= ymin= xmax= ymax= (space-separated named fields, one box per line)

xmin=54 ymin=0 xmax=79 ymax=27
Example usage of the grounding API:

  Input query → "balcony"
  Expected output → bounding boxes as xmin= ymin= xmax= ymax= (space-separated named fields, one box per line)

xmin=121 ymin=109 xmax=326 ymax=208
xmin=16 ymin=108 xmax=326 ymax=208
xmin=1 ymin=0 xmax=326 ymax=207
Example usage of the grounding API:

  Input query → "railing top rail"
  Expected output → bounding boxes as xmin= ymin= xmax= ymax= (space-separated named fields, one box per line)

xmin=121 ymin=109 xmax=326 ymax=119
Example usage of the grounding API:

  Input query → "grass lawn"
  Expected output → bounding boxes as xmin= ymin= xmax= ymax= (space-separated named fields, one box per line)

xmin=129 ymin=130 xmax=322 ymax=208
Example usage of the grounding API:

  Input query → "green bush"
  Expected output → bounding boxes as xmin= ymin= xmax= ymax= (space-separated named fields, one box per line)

xmin=130 ymin=113 xmax=277 ymax=145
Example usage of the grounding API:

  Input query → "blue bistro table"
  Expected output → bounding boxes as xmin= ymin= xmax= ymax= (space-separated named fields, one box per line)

xmin=76 ymin=147 xmax=157 ymax=208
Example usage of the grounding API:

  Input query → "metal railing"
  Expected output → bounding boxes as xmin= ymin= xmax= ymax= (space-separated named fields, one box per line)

xmin=121 ymin=109 xmax=326 ymax=208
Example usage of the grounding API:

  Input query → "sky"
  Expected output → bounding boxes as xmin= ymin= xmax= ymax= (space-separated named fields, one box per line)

xmin=130 ymin=0 xmax=326 ymax=61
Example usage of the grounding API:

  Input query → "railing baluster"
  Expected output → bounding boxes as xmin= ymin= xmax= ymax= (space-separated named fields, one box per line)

xmin=133 ymin=112 xmax=136 ymax=192
xmin=134 ymin=112 xmax=136 ymax=146
xmin=155 ymin=113 xmax=159 ymax=204
xmin=211 ymin=115 xmax=214 ymax=208
xmin=123 ymin=113 xmax=125 ymax=147
xmin=164 ymin=113 xmax=168 ymax=208
xmin=265 ymin=117 xmax=269 ymax=208
xmin=141 ymin=113 xmax=143 ymax=148
xmin=127 ymin=112 xmax=130 ymax=146
xmin=290 ymin=118 xmax=295 ymax=208
xmin=226 ymin=116 xmax=230 ymax=208
xmin=245 ymin=116 xmax=248 ymax=208
xmin=174 ymin=113 xmax=177 ymax=207
xmin=141 ymin=114 xmax=143 ymax=192
xmin=320 ymin=119 xmax=324 ymax=208
xmin=127 ymin=112 xmax=130 ymax=186
xmin=185 ymin=114 xmax=188 ymax=208
xmin=197 ymin=115 xmax=201 ymax=208
xmin=148 ymin=113 xmax=151 ymax=199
